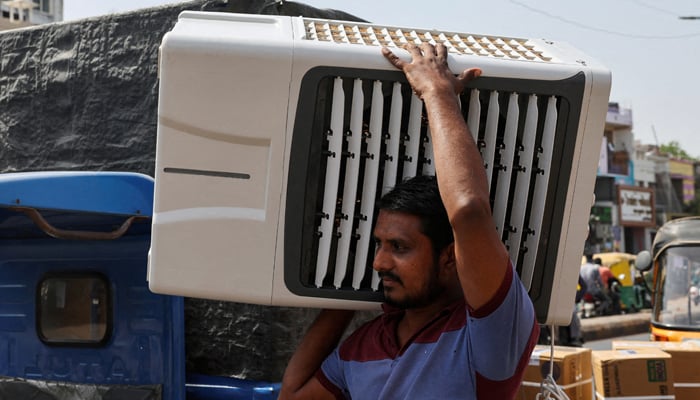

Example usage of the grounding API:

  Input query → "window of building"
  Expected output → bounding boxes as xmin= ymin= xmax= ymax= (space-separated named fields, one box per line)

xmin=594 ymin=176 xmax=616 ymax=202
xmin=32 ymin=0 xmax=50 ymax=13
xmin=2 ymin=9 xmax=26 ymax=21
xmin=37 ymin=273 xmax=111 ymax=345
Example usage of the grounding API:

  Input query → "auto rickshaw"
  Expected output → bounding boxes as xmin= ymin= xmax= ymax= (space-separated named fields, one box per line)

xmin=593 ymin=252 xmax=648 ymax=312
xmin=637 ymin=216 xmax=700 ymax=341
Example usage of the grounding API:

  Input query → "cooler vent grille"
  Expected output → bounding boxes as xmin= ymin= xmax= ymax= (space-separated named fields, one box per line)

xmin=288 ymin=70 xmax=580 ymax=302
xmin=303 ymin=19 xmax=553 ymax=62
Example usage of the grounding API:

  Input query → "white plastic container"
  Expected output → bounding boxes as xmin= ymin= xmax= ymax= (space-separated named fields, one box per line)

xmin=149 ymin=11 xmax=611 ymax=324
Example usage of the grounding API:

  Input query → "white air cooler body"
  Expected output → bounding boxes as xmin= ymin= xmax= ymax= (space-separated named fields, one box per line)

xmin=149 ymin=11 xmax=611 ymax=324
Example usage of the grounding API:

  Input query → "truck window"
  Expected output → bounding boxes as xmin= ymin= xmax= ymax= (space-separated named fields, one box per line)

xmin=37 ymin=273 xmax=110 ymax=345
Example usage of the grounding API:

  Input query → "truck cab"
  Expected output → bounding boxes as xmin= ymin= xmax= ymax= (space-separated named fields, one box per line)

xmin=637 ymin=216 xmax=700 ymax=341
xmin=0 ymin=171 xmax=184 ymax=399
xmin=0 ymin=171 xmax=283 ymax=399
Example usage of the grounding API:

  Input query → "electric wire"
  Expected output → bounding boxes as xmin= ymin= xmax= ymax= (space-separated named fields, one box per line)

xmin=626 ymin=0 xmax=683 ymax=17
xmin=535 ymin=324 xmax=571 ymax=400
xmin=509 ymin=0 xmax=700 ymax=39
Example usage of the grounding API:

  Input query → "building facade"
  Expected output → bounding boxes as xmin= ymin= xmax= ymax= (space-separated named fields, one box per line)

xmin=587 ymin=102 xmax=696 ymax=256
xmin=1 ymin=0 xmax=62 ymax=31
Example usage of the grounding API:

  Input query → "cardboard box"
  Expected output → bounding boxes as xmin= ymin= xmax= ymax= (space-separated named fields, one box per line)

xmin=592 ymin=349 xmax=674 ymax=399
xmin=517 ymin=345 xmax=592 ymax=400
xmin=613 ymin=340 xmax=700 ymax=400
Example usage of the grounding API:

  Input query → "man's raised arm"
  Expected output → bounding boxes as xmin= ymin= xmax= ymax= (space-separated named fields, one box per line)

xmin=382 ymin=43 xmax=509 ymax=310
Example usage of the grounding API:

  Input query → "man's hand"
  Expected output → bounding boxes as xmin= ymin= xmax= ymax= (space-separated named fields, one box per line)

xmin=381 ymin=43 xmax=481 ymax=99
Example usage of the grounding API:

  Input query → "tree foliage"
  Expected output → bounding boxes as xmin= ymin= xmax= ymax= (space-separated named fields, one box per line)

xmin=660 ymin=141 xmax=697 ymax=161
xmin=658 ymin=141 xmax=698 ymax=215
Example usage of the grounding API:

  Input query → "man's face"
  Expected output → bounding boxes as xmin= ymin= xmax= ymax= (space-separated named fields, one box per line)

xmin=372 ymin=210 xmax=442 ymax=309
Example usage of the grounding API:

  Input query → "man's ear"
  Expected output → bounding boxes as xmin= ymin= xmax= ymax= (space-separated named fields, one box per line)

xmin=439 ymin=243 xmax=456 ymax=272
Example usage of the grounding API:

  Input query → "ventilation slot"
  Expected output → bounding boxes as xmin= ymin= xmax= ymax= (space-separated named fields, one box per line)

xmin=286 ymin=68 xmax=581 ymax=304
xmin=303 ymin=19 xmax=554 ymax=62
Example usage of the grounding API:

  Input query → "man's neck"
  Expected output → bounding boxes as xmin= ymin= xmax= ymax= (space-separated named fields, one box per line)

xmin=397 ymin=293 xmax=462 ymax=348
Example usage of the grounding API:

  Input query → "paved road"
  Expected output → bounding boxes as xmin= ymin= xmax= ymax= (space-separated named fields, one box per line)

xmin=584 ymin=332 xmax=650 ymax=351
xmin=580 ymin=309 xmax=651 ymax=341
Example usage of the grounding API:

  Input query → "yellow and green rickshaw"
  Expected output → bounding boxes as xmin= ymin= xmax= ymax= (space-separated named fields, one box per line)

xmin=593 ymin=252 xmax=647 ymax=312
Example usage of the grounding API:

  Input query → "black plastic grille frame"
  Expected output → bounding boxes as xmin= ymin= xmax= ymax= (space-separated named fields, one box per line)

xmin=285 ymin=66 xmax=585 ymax=321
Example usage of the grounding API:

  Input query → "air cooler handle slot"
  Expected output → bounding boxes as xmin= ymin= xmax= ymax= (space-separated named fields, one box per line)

xmin=12 ymin=206 xmax=144 ymax=240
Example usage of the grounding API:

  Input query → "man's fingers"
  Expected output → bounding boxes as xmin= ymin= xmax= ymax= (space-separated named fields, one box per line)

xmin=384 ymin=45 xmax=483 ymax=96
xmin=404 ymin=42 xmax=423 ymax=58
xmin=435 ymin=43 xmax=448 ymax=63
xmin=382 ymin=47 xmax=405 ymax=69
xmin=419 ymin=42 xmax=437 ymax=57
xmin=457 ymin=68 xmax=483 ymax=85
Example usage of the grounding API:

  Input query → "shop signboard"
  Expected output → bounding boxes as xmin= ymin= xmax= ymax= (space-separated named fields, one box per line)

xmin=618 ymin=185 xmax=655 ymax=227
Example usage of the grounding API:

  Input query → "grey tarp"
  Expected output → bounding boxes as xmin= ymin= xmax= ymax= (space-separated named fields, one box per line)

xmin=0 ymin=0 xmax=373 ymax=382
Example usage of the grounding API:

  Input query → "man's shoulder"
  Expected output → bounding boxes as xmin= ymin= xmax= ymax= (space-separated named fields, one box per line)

xmin=338 ymin=313 xmax=392 ymax=362
xmin=581 ymin=263 xmax=598 ymax=274
xmin=348 ymin=312 xmax=387 ymax=338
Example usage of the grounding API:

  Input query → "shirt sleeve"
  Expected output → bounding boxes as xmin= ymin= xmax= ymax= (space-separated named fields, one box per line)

xmin=316 ymin=348 xmax=350 ymax=400
xmin=466 ymin=262 xmax=538 ymax=381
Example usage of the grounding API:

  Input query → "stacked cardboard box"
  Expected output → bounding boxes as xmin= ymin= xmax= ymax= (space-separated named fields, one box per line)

xmin=612 ymin=340 xmax=700 ymax=400
xmin=517 ymin=345 xmax=592 ymax=400
xmin=592 ymin=349 xmax=674 ymax=399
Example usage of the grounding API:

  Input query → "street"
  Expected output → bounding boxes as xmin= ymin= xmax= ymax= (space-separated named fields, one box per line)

xmin=583 ymin=332 xmax=650 ymax=351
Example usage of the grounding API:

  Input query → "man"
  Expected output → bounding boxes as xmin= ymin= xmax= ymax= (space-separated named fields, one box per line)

xmin=279 ymin=43 xmax=539 ymax=399
xmin=580 ymin=256 xmax=617 ymax=316
xmin=580 ymin=255 xmax=603 ymax=302
xmin=596 ymin=258 xmax=622 ymax=315
xmin=556 ymin=273 xmax=586 ymax=346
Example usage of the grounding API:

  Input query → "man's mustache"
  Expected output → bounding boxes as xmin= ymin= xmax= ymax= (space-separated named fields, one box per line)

xmin=378 ymin=271 xmax=402 ymax=284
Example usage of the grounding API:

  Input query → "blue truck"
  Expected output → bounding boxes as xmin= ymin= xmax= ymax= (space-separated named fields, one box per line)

xmin=0 ymin=171 xmax=280 ymax=399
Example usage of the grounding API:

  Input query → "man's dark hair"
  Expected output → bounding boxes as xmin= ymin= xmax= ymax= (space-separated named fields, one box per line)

xmin=377 ymin=175 xmax=453 ymax=254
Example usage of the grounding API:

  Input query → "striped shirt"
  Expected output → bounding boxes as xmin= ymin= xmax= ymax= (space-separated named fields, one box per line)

xmin=317 ymin=264 xmax=539 ymax=399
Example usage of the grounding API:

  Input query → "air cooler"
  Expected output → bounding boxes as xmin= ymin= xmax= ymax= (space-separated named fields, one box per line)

xmin=148 ymin=11 xmax=611 ymax=325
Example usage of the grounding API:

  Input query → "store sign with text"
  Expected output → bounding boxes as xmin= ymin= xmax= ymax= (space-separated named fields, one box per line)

xmin=617 ymin=185 xmax=655 ymax=227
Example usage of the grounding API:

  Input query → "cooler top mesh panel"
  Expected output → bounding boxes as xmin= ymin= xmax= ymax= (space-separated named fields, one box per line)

xmin=285 ymin=66 xmax=585 ymax=311
xmin=303 ymin=18 xmax=554 ymax=62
